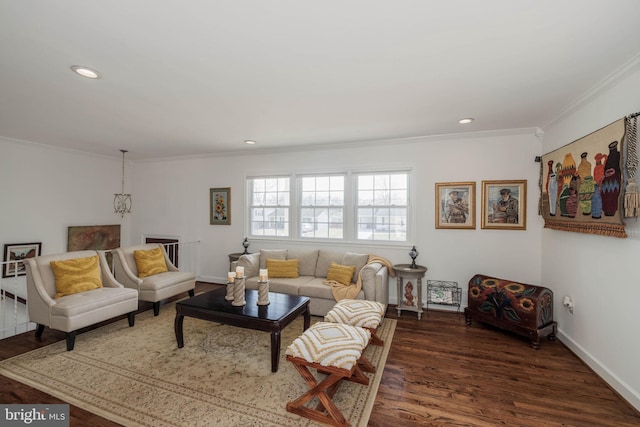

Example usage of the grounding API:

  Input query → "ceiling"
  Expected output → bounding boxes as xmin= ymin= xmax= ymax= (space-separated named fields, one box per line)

xmin=2 ymin=1 xmax=640 ymax=161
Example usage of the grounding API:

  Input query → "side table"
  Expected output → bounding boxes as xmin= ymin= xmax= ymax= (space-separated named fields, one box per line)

xmin=393 ymin=264 xmax=428 ymax=320
xmin=228 ymin=252 xmax=244 ymax=272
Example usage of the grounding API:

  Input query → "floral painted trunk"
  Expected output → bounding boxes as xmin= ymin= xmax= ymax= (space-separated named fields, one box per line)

xmin=464 ymin=274 xmax=557 ymax=349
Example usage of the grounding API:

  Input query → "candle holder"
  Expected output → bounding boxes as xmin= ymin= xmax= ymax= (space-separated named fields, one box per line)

xmin=225 ymin=278 xmax=235 ymax=301
xmin=232 ymin=277 xmax=246 ymax=306
xmin=242 ymin=237 xmax=250 ymax=255
xmin=257 ymin=280 xmax=270 ymax=305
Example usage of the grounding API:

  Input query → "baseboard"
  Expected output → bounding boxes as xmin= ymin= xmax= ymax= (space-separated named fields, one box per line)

xmin=557 ymin=327 xmax=640 ymax=412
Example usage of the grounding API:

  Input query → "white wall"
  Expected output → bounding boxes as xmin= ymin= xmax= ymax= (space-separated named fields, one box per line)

xmin=0 ymin=138 xmax=128 ymax=252
xmin=541 ymin=67 xmax=640 ymax=409
xmin=131 ymin=130 xmax=543 ymax=310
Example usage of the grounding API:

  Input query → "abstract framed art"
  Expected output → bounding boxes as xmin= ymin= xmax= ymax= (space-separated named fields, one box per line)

xmin=2 ymin=242 xmax=42 ymax=278
xmin=210 ymin=187 xmax=231 ymax=225
xmin=481 ymin=180 xmax=527 ymax=230
xmin=435 ymin=182 xmax=476 ymax=229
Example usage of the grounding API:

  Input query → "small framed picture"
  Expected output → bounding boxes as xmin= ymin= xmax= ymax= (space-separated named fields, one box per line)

xmin=3 ymin=242 xmax=42 ymax=278
xmin=435 ymin=182 xmax=476 ymax=229
xmin=210 ymin=187 xmax=231 ymax=225
xmin=481 ymin=180 xmax=527 ymax=230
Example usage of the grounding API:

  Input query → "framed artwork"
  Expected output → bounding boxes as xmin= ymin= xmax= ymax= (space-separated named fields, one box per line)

xmin=3 ymin=242 xmax=42 ymax=278
xmin=210 ymin=187 xmax=231 ymax=225
xmin=435 ymin=182 xmax=476 ymax=229
xmin=481 ymin=180 xmax=527 ymax=230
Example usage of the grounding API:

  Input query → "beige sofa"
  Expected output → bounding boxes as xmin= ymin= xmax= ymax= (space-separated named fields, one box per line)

xmin=232 ymin=249 xmax=389 ymax=316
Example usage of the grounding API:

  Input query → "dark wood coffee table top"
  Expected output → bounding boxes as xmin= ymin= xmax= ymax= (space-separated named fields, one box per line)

xmin=174 ymin=287 xmax=310 ymax=372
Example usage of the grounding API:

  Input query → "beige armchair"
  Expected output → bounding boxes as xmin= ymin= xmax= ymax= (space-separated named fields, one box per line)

xmin=25 ymin=250 xmax=139 ymax=351
xmin=113 ymin=243 xmax=195 ymax=316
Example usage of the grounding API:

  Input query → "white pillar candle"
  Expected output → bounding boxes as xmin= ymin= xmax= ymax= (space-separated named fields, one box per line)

xmin=227 ymin=271 xmax=235 ymax=283
xmin=259 ymin=269 xmax=268 ymax=282
xmin=235 ymin=266 xmax=244 ymax=278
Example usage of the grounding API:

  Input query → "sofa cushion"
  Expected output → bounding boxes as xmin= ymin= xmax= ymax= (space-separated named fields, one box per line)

xmin=326 ymin=262 xmax=356 ymax=286
xmin=315 ymin=250 xmax=343 ymax=278
xmin=266 ymin=258 xmax=299 ymax=278
xmin=287 ymin=249 xmax=318 ymax=276
xmin=237 ymin=253 xmax=260 ymax=278
xmin=134 ymin=247 xmax=168 ymax=278
xmin=298 ymin=278 xmax=365 ymax=300
xmin=50 ymin=255 xmax=103 ymax=299
xmin=259 ymin=249 xmax=287 ymax=269
xmin=342 ymin=252 xmax=369 ymax=282
xmin=258 ymin=276 xmax=315 ymax=295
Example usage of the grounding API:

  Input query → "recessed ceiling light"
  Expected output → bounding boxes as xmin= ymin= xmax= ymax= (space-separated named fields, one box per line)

xmin=458 ymin=118 xmax=474 ymax=124
xmin=71 ymin=65 xmax=101 ymax=79
xmin=244 ymin=140 xmax=256 ymax=145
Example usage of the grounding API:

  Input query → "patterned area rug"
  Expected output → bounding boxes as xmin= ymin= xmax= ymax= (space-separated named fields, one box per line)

xmin=0 ymin=300 xmax=396 ymax=426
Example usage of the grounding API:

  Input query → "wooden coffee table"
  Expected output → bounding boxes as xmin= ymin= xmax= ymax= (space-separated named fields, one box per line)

xmin=174 ymin=287 xmax=310 ymax=372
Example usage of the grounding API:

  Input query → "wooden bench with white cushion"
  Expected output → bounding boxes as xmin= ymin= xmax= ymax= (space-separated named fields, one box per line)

xmin=324 ymin=299 xmax=386 ymax=346
xmin=285 ymin=321 xmax=373 ymax=427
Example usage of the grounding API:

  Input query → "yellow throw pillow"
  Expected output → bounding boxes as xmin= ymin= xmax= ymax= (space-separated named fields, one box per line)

xmin=326 ymin=262 xmax=356 ymax=286
xmin=50 ymin=255 xmax=103 ymax=299
xmin=134 ymin=247 xmax=168 ymax=278
xmin=266 ymin=258 xmax=299 ymax=278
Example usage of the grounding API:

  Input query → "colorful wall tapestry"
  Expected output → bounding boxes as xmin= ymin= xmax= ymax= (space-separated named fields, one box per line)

xmin=541 ymin=118 xmax=627 ymax=238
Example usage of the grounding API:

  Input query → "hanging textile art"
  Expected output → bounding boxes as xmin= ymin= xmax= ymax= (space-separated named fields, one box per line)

xmin=541 ymin=118 xmax=627 ymax=238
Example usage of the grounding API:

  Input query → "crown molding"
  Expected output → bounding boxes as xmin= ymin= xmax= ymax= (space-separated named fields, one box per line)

xmin=137 ymin=127 xmax=541 ymax=164
xmin=543 ymin=52 xmax=640 ymax=130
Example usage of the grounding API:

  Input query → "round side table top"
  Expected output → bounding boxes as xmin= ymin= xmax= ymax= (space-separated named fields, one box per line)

xmin=393 ymin=264 xmax=428 ymax=274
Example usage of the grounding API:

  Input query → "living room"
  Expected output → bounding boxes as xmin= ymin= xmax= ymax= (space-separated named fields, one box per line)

xmin=1 ymin=2 xmax=640 ymax=425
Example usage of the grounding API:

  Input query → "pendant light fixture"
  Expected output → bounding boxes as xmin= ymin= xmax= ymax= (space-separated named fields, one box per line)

xmin=114 ymin=149 xmax=132 ymax=217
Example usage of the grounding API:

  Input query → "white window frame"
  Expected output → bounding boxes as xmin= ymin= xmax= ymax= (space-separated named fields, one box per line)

xmin=246 ymin=168 xmax=411 ymax=245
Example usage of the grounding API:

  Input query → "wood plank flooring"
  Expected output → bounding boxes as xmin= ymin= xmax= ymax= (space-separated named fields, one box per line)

xmin=1 ymin=283 xmax=638 ymax=426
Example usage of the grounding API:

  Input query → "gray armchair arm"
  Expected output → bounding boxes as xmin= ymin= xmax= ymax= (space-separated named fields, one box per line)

xmin=98 ymin=251 xmax=124 ymax=288
xmin=113 ymin=249 xmax=143 ymax=291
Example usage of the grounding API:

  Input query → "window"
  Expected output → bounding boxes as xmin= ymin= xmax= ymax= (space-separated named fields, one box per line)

xmin=356 ymin=172 xmax=408 ymax=241
xmin=299 ymin=175 xmax=345 ymax=239
xmin=248 ymin=177 xmax=290 ymax=237
xmin=247 ymin=170 xmax=409 ymax=243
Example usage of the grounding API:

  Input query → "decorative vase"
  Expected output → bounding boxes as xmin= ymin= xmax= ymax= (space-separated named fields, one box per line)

xmin=257 ymin=281 xmax=270 ymax=305
xmin=601 ymin=141 xmax=621 ymax=216
xmin=579 ymin=175 xmax=595 ymax=215
xmin=232 ymin=278 xmax=246 ymax=306
xmin=548 ymin=172 xmax=558 ymax=216
xmin=591 ymin=184 xmax=603 ymax=219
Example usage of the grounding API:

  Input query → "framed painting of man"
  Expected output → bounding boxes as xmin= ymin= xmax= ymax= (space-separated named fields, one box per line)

xmin=481 ymin=180 xmax=527 ymax=230
xmin=435 ymin=182 xmax=476 ymax=229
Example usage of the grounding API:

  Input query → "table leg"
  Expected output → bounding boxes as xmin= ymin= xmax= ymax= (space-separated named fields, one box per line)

xmin=396 ymin=276 xmax=403 ymax=316
xmin=174 ymin=313 xmax=185 ymax=348
xmin=271 ymin=330 xmax=281 ymax=372
xmin=417 ymin=277 xmax=423 ymax=320
xmin=303 ymin=306 xmax=310 ymax=330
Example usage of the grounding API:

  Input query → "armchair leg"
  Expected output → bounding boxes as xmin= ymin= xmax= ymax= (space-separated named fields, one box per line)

xmin=35 ymin=324 xmax=45 ymax=338
xmin=128 ymin=312 xmax=135 ymax=327
xmin=66 ymin=331 xmax=77 ymax=351
xmin=188 ymin=289 xmax=195 ymax=297
xmin=153 ymin=302 xmax=160 ymax=316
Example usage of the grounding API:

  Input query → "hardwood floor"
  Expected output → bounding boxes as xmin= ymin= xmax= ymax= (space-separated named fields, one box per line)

xmin=1 ymin=282 xmax=638 ymax=427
